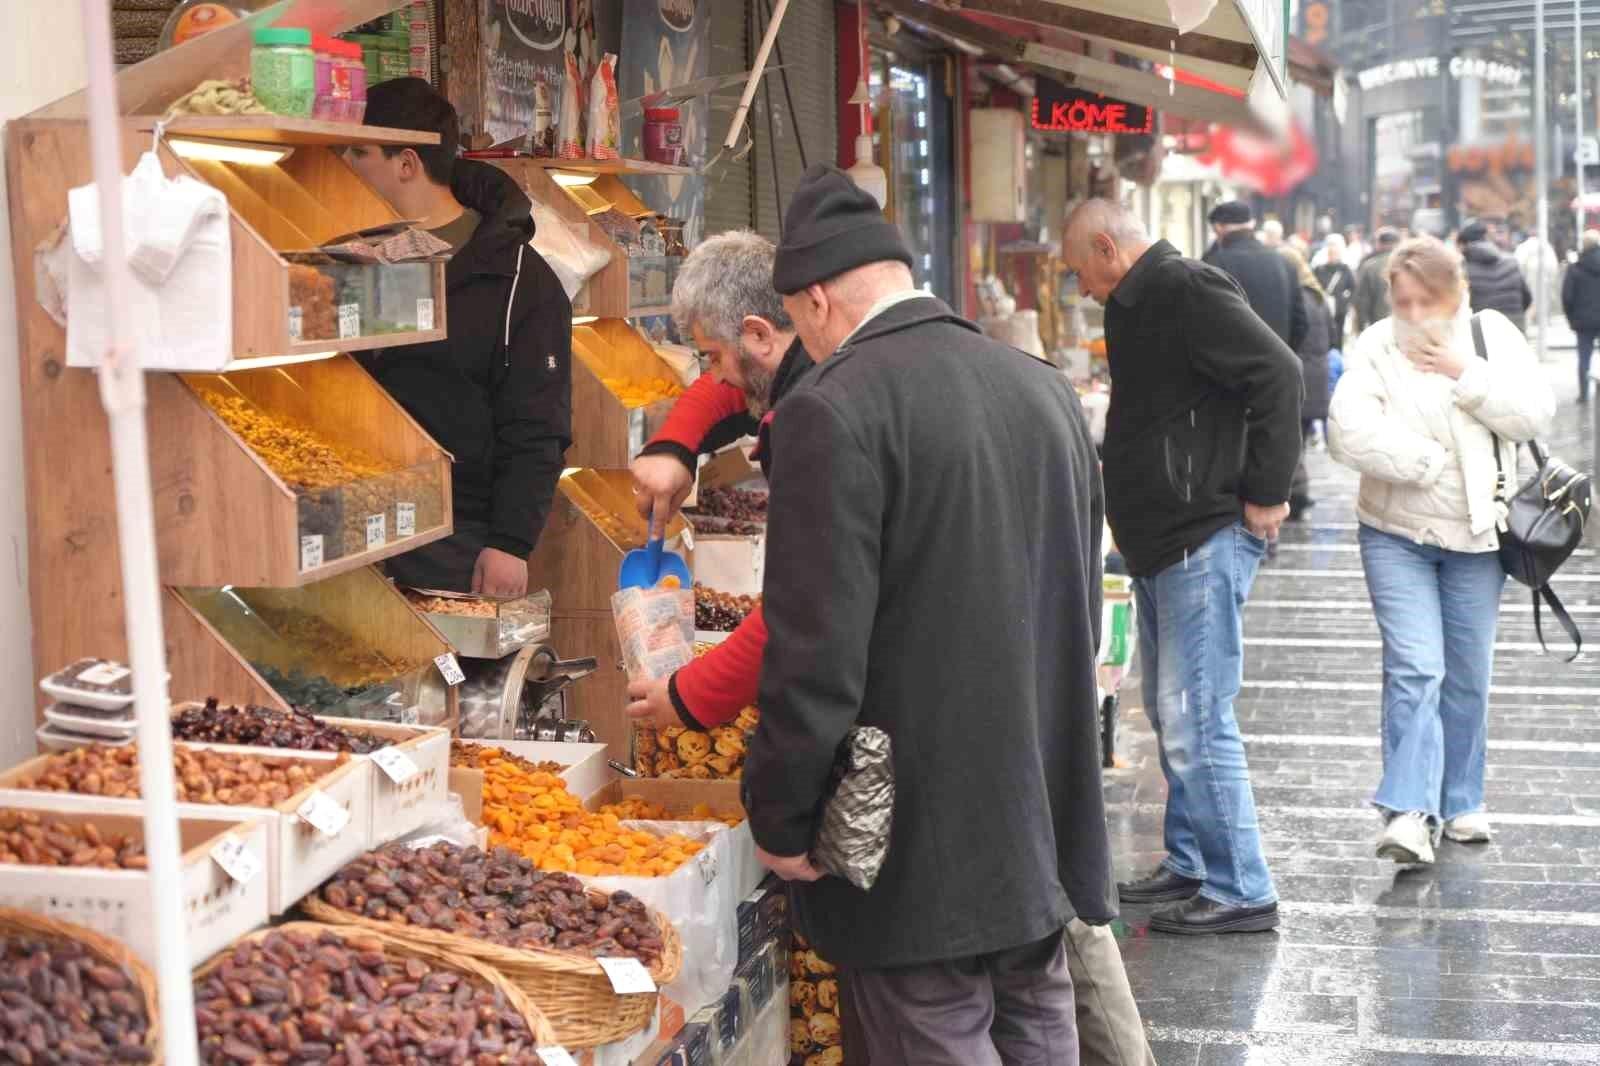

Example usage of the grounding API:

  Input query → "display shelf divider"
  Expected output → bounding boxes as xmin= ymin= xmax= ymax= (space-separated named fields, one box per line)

xmin=157 ymin=115 xmax=441 ymax=149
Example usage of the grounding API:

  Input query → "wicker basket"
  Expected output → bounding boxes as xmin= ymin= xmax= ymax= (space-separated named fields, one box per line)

xmin=0 ymin=906 xmax=161 ymax=1060
xmin=302 ymin=889 xmax=684 ymax=1049
xmin=194 ymin=921 xmax=559 ymax=1048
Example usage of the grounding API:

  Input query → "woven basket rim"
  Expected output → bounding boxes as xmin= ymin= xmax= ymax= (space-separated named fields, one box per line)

xmin=0 ymin=906 xmax=162 ymax=1058
xmin=195 ymin=920 xmax=559 ymax=1048
xmin=300 ymin=889 xmax=684 ymax=986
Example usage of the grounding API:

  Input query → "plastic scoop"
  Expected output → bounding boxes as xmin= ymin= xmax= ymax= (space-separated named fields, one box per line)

xmin=618 ymin=508 xmax=692 ymax=590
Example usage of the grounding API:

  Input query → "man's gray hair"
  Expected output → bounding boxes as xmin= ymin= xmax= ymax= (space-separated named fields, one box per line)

xmin=671 ymin=230 xmax=793 ymax=343
xmin=1584 ymin=229 xmax=1600 ymax=251
xmin=1064 ymin=198 xmax=1148 ymax=253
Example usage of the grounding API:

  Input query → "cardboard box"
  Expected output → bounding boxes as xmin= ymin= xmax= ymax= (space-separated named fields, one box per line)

xmin=691 ymin=535 xmax=764 ymax=598
xmin=0 ymin=806 xmax=270 ymax=970
xmin=697 ymin=444 xmax=761 ymax=491
xmin=0 ymin=747 xmax=373 ymax=915
xmin=449 ymin=740 xmax=610 ymax=822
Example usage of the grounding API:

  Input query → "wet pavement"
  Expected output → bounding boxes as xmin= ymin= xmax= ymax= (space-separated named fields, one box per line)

xmin=1106 ymin=354 xmax=1600 ymax=1064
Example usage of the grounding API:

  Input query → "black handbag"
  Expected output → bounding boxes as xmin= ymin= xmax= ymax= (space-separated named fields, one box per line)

xmin=1470 ymin=315 xmax=1593 ymax=660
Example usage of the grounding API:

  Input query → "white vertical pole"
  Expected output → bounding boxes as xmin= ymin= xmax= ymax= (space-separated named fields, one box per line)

xmin=78 ymin=0 xmax=199 ymax=1061
xmin=1538 ymin=0 xmax=1550 ymax=361
xmin=1578 ymin=0 xmax=1587 ymax=243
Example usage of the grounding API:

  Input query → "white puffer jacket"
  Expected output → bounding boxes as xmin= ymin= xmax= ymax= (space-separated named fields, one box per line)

xmin=1328 ymin=306 xmax=1555 ymax=553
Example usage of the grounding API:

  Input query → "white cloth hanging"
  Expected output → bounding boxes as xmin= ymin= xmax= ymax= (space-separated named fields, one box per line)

xmin=65 ymin=150 xmax=232 ymax=370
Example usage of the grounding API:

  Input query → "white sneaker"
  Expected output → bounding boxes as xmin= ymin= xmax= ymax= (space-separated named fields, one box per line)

xmin=1443 ymin=812 xmax=1493 ymax=844
xmin=1377 ymin=811 xmax=1436 ymax=864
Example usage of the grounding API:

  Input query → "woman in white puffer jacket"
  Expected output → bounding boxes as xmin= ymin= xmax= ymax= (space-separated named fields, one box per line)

xmin=1329 ymin=236 xmax=1554 ymax=866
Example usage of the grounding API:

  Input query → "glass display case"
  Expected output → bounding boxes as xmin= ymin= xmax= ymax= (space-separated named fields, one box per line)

xmin=284 ymin=257 xmax=440 ymax=343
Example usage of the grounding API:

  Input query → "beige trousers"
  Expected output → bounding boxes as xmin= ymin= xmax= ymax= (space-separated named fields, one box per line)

xmin=1064 ymin=918 xmax=1158 ymax=1066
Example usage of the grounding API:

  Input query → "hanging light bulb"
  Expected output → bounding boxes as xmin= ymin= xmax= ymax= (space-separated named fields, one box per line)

xmin=845 ymin=12 xmax=888 ymax=206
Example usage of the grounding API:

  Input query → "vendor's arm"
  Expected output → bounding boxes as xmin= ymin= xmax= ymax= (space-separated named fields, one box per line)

xmin=672 ymin=607 xmax=767 ymax=727
xmin=745 ymin=389 xmax=883 ymax=859
xmin=633 ymin=375 xmax=754 ymax=527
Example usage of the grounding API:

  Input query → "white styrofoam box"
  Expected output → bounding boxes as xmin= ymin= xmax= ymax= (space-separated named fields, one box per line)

xmin=449 ymin=740 xmax=611 ymax=824
xmin=319 ymin=718 xmax=451 ymax=845
xmin=691 ymin=536 xmax=764 ymax=598
xmin=0 ymin=806 xmax=270 ymax=969
xmin=0 ymin=747 xmax=373 ymax=915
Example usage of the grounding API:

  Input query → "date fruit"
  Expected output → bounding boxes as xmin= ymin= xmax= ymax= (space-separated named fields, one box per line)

xmin=0 ymin=932 xmax=152 ymax=1063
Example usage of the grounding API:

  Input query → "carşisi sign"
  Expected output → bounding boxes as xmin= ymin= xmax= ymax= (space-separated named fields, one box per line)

xmin=1031 ymin=80 xmax=1152 ymax=136
xmin=502 ymin=0 xmax=564 ymax=51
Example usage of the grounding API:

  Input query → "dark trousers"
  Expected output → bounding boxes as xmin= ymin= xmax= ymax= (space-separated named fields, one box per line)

xmin=1579 ymin=331 xmax=1596 ymax=401
xmin=847 ymin=930 xmax=1078 ymax=1066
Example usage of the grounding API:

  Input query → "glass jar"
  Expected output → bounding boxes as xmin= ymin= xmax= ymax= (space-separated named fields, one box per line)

xmin=643 ymin=107 xmax=684 ymax=166
xmin=311 ymin=34 xmax=338 ymax=120
xmin=251 ymin=26 xmax=314 ymax=117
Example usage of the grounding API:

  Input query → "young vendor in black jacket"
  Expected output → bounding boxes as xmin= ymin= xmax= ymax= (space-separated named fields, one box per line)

xmin=346 ymin=78 xmax=572 ymax=595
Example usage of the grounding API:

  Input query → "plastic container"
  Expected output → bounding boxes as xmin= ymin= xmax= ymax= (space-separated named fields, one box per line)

xmin=39 ymin=658 xmax=135 ymax=711
xmin=252 ymin=26 xmax=315 ymax=117
xmin=644 ymin=107 xmax=685 ymax=166
xmin=311 ymin=35 xmax=339 ymax=120
xmin=336 ymin=39 xmax=368 ymax=123
xmin=43 ymin=703 xmax=138 ymax=740
xmin=35 ymin=721 xmax=134 ymax=752
xmin=158 ymin=0 xmax=245 ymax=51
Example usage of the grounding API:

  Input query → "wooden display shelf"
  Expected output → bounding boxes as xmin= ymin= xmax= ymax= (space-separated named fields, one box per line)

xmin=529 ymin=157 xmax=696 ymax=177
xmin=158 ymin=115 xmax=439 ymax=148
xmin=568 ymin=320 xmax=683 ymax=469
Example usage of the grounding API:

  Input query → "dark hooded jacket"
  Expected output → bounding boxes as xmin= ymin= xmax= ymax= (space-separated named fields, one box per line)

xmin=1203 ymin=230 xmax=1308 ymax=350
xmin=746 ymin=296 xmax=1115 ymax=968
xmin=1562 ymin=246 xmax=1600 ymax=332
xmin=359 ymin=161 xmax=572 ymax=590
xmin=1461 ymin=240 xmax=1532 ymax=330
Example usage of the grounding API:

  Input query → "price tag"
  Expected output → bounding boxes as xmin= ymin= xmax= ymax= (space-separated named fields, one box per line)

xmin=209 ymin=835 xmax=263 ymax=885
xmin=296 ymin=790 xmax=351 ymax=837
xmin=288 ymin=307 xmax=304 ymax=342
xmin=416 ymin=298 xmax=435 ymax=331
xmin=680 ymin=524 xmax=695 ymax=552
xmin=77 ymin=663 xmax=132 ymax=687
xmin=434 ymin=653 xmax=465 ymax=686
xmin=300 ymin=535 xmax=324 ymax=572
xmin=371 ymin=746 xmax=418 ymax=784
xmin=338 ymin=303 xmax=360 ymax=340
xmin=595 ymin=956 xmax=656 ymax=995
xmin=396 ymin=502 xmax=416 ymax=538
xmin=365 ymin=513 xmax=386 ymax=550
xmin=537 ymin=1049 xmax=579 ymax=1066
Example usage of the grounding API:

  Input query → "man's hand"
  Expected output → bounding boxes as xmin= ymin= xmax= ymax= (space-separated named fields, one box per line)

xmin=625 ymin=676 xmax=685 ymax=731
xmin=631 ymin=454 xmax=695 ymax=535
xmin=471 ymin=547 xmax=528 ymax=598
xmin=1243 ymin=501 xmax=1291 ymax=542
xmin=757 ymin=846 xmax=824 ymax=883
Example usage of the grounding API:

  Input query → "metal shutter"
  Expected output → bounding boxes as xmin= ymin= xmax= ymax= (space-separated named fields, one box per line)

xmin=703 ymin=0 xmax=837 ymax=240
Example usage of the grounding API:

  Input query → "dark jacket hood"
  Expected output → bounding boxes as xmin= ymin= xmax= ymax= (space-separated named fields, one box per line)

xmin=1462 ymin=240 xmax=1505 ymax=266
xmin=447 ymin=160 xmax=536 ymax=283
xmin=1579 ymin=246 xmax=1600 ymax=277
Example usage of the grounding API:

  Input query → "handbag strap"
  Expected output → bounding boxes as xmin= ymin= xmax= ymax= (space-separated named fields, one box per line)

xmin=1533 ymin=585 xmax=1584 ymax=662
xmin=1469 ymin=314 xmax=1510 ymax=501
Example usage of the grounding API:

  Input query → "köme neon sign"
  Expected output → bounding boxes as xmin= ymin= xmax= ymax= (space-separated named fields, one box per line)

xmin=1031 ymin=83 xmax=1153 ymax=136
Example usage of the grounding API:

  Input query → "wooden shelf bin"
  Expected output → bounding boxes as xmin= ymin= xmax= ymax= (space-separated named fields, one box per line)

xmin=568 ymin=320 xmax=684 ymax=469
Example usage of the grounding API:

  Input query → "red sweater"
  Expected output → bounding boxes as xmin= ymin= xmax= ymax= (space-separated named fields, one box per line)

xmin=648 ymin=374 xmax=748 ymax=458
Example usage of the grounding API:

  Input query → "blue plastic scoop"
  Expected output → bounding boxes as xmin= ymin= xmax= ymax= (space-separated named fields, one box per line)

xmin=618 ymin=508 xmax=692 ymax=590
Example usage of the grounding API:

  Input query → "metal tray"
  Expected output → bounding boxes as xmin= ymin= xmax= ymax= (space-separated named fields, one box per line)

xmin=406 ymin=588 xmax=552 ymax=660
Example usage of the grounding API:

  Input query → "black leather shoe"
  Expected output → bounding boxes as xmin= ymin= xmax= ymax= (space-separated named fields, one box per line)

xmin=1149 ymin=895 xmax=1279 ymax=935
xmin=1117 ymin=867 xmax=1203 ymax=904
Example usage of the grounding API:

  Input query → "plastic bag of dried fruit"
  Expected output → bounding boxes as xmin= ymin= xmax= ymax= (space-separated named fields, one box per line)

xmin=612 ymin=585 xmax=696 ymax=683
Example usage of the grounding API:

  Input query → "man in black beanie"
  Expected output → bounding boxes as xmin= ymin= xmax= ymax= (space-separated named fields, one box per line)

xmin=744 ymin=164 xmax=1115 ymax=1065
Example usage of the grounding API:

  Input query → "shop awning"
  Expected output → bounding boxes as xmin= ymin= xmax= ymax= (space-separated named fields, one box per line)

xmin=884 ymin=2 xmax=1286 ymax=132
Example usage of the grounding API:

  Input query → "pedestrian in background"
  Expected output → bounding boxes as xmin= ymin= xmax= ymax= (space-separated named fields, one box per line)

xmin=1458 ymin=219 xmax=1533 ymax=331
xmin=1281 ymin=245 xmax=1333 ymax=516
xmin=1314 ymin=233 xmax=1357 ymax=351
xmin=1354 ymin=227 xmax=1401 ymax=332
xmin=1205 ymin=201 xmax=1308 ymax=352
xmin=1328 ymin=236 xmax=1553 ymax=865
xmin=1561 ymin=229 xmax=1600 ymax=403
xmin=1066 ymin=199 xmax=1301 ymax=935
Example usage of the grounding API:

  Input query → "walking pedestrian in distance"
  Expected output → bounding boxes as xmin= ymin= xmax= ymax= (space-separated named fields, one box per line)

xmin=1281 ymin=245 xmax=1334 ymax=516
xmin=1560 ymin=229 xmax=1600 ymax=404
xmin=1328 ymin=236 xmax=1553 ymax=864
xmin=1314 ymin=233 xmax=1357 ymax=351
xmin=1064 ymin=198 xmax=1301 ymax=934
xmin=749 ymin=164 xmax=1116 ymax=1065
xmin=1354 ymin=227 xmax=1402 ymax=332
xmin=1204 ymin=202 xmax=1309 ymax=356
xmin=1458 ymin=220 xmax=1533 ymax=332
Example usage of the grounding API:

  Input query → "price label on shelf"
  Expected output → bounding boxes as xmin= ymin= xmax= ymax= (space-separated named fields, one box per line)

xmin=416 ymin=298 xmax=435 ymax=331
xmin=209 ymin=835 xmax=263 ymax=885
xmin=300 ymin=534 xmax=324 ymax=572
xmin=338 ymin=303 xmax=360 ymax=340
xmin=595 ymin=957 xmax=655 ymax=995
xmin=296 ymin=790 xmax=350 ymax=837
xmin=288 ymin=307 xmax=304 ymax=342
xmin=370 ymin=746 xmax=418 ymax=784
xmin=77 ymin=663 xmax=131 ymax=687
xmin=395 ymin=502 xmax=416 ymax=538
xmin=434 ymin=653 xmax=465 ymax=686
xmin=365 ymin=513 xmax=386 ymax=550
xmin=537 ymin=1049 xmax=579 ymax=1066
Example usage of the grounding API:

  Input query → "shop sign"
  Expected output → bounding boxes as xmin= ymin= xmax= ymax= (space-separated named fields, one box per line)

xmin=658 ymin=0 xmax=695 ymax=32
xmin=1357 ymin=55 xmax=1524 ymax=92
xmin=501 ymin=0 xmax=564 ymax=51
xmin=1031 ymin=80 xmax=1152 ymax=136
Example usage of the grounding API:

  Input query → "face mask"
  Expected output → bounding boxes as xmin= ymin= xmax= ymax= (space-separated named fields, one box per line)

xmin=1393 ymin=316 xmax=1454 ymax=353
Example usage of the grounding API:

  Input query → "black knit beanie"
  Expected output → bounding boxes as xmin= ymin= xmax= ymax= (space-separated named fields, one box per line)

xmin=772 ymin=164 xmax=914 ymax=295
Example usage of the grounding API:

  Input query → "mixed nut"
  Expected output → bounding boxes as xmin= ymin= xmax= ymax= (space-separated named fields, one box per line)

xmin=16 ymin=744 xmax=341 ymax=807
xmin=0 ymin=932 xmax=152 ymax=1063
xmin=195 ymin=927 xmax=545 ymax=1065
xmin=171 ymin=699 xmax=389 ymax=755
xmin=316 ymin=843 xmax=666 ymax=966
xmin=0 ymin=811 xmax=147 ymax=870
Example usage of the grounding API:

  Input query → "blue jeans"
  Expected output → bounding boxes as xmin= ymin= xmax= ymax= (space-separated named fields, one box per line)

xmin=1134 ymin=523 xmax=1276 ymax=908
xmin=1359 ymin=525 xmax=1506 ymax=822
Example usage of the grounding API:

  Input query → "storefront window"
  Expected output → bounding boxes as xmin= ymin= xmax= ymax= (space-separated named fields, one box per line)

xmin=870 ymin=53 xmax=955 ymax=302
xmin=1370 ymin=108 xmax=1441 ymax=232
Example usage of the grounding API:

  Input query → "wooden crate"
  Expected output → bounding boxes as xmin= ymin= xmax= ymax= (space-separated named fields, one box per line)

xmin=568 ymin=320 xmax=682 ymax=469
xmin=528 ymin=470 xmax=694 ymax=612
